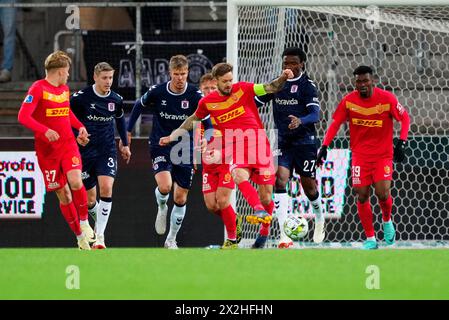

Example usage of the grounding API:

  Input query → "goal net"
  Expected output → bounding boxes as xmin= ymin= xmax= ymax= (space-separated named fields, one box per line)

xmin=228 ymin=1 xmax=449 ymax=248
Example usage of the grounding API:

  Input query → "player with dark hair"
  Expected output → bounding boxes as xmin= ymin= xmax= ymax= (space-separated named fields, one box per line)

xmin=160 ymin=62 xmax=294 ymax=249
xmin=258 ymin=47 xmax=325 ymax=248
xmin=317 ymin=65 xmax=410 ymax=250
xmin=18 ymin=50 xmax=94 ymax=250
xmin=70 ymin=62 xmax=131 ymax=249
xmin=127 ymin=55 xmax=204 ymax=249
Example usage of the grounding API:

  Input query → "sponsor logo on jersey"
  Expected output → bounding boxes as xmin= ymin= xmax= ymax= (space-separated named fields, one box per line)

xmin=46 ymin=107 xmax=69 ymax=117
xmin=86 ymin=114 xmax=114 ymax=122
xmin=43 ymin=91 xmax=69 ymax=104
xmin=215 ymin=106 xmax=245 ymax=123
xmin=108 ymin=103 xmax=115 ymax=111
xmin=290 ymin=85 xmax=298 ymax=93
xmin=181 ymin=100 xmax=189 ymax=109
xmin=274 ymin=98 xmax=299 ymax=106
xmin=352 ymin=118 xmax=383 ymax=127
xmin=205 ymin=88 xmax=244 ymax=111
xmin=159 ymin=112 xmax=188 ymax=121
xmin=346 ymin=101 xmax=390 ymax=115
xmin=24 ymin=95 xmax=34 ymax=103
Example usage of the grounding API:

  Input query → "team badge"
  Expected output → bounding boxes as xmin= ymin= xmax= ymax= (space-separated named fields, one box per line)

xmin=384 ymin=166 xmax=391 ymax=174
xmin=224 ymin=172 xmax=232 ymax=183
xmin=263 ymin=170 xmax=272 ymax=179
xmin=72 ymin=156 xmax=80 ymax=165
xmin=24 ymin=95 xmax=34 ymax=103
xmin=108 ymin=103 xmax=115 ymax=111
xmin=290 ymin=85 xmax=298 ymax=93
xmin=181 ymin=100 xmax=189 ymax=109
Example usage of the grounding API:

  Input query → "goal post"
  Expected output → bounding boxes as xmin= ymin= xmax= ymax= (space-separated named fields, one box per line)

xmin=227 ymin=0 xmax=449 ymax=247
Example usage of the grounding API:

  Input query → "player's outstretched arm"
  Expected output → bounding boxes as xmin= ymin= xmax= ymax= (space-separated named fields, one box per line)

xmin=159 ymin=113 xmax=202 ymax=146
xmin=263 ymin=69 xmax=294 ymax=94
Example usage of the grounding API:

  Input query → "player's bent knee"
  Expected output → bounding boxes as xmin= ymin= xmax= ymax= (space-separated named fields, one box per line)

xmin=158 ymin=185 xmax=172 ymax=195
xmin=55 ymin=187 xmax=72 ymax=205
xmin=375 ymin=191 xmax=389 ymax=201
xmin=216 ymin=197 xmax=231 ymax=210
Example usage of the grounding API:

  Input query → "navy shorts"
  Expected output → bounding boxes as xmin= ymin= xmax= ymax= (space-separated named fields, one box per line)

xmin=81 ymin=153 xmax=117 ymax=190
xmin=277 ymin=143 xmax=318 ymax=178
xmin=150 ymin=145 xmax=194 ymax=189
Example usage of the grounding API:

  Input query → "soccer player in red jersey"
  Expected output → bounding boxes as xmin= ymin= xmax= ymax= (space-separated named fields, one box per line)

xmin=317 ymin=65 xmax=410 ymax=250
xmin=160 ymin=63 xmax=294 ymax=249
xmin=18 ymin=50 xmax=95 ymax=250
xmin=196 ymin=73 xmax=241 ymax=249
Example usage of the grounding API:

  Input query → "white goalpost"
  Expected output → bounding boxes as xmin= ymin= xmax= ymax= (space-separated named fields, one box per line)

xmin=227 ymin=0 xmax=449 ymax=248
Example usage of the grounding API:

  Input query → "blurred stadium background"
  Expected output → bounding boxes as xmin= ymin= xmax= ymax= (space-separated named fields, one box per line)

xmin=0 ymin=0 xmax=448 ymax=249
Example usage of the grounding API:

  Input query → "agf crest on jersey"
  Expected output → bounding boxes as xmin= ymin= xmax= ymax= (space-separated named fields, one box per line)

xmin=108 ymin=103 xmax=115 ymax=111
xmin=181 ymin=100 xmax=189 ymax=109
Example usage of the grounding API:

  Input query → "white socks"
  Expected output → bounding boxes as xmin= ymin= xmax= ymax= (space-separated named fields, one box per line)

xmin=88 ymin=201 xmax=98 ymax=221
xmin=166 ymin=203 xmax=186 ymax=241
xmin=155 ymin=187 xmax=169 ymax=207
xmin=309 ymin=193 xmax=324 ymax=222
xmin=274 ymin=191 xmax=289 ymax=239
xmin=95 ymin=198 xmax=112 ymax=236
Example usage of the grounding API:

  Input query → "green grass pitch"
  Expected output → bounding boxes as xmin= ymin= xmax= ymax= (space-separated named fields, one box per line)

xmin=1 ymin=248 xmax=448 ymax=300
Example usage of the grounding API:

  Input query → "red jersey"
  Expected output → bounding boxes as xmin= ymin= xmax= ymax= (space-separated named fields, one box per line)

xmin=323 ymin=87 xmax=409 ymax=159
xmin=18 ymin=79 xmax=83 ymax=158
xmin=195 ymin=82 xmax=272 ymax=166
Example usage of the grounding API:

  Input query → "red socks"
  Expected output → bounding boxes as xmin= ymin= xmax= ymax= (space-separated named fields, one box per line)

xmin=220 ymin=205 xmax=237 ymax=240
xmin=379 ymin=196 xmax=393 ymax=222
xmin=71 ymin=187 xmax=88 ymax=221
xmin=59 ymin=202 xmax=82 ymax=236
xmin=357 ymin=201 xmax=375 ymax=238
xmin=260 ymin=200 xmax=274 ymax=236
xmin=237 ymin=181 xmax=264 ymax=211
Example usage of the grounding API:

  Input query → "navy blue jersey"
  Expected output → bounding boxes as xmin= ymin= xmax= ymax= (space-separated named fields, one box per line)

xmin=261 ymin=73 xmax=320 ymax=145
xmin=70 ymin=85 xmax=126 ymax=158
xmin=128 ymin=82 xmax=202 ymax=148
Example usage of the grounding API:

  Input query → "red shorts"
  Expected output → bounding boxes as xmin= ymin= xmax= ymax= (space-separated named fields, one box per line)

xmin=202 ymin=164 xmax=235 ymax=194
xmin=230 ymin=162 xmax=276 ymax=185
xmin=36 ymin=141 xmax=82 ymax=191
xmin=351 ymin=156 xmax=393 ymax=187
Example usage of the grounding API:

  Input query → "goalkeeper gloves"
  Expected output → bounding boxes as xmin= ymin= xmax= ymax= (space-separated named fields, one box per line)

xmin=393 ymin=139 xmax=406 ymax=163
xmin=316 ymin=145 xmax=328 ymax=167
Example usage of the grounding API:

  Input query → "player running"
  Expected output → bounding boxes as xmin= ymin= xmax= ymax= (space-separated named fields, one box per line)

xmin=18 ymin=50 xmax=94 ymax=250
xmin=70 ymin=62 xmax=131 ymax=249
xmin=257 ymin=47 xmax=325 ymax=248
xmin=317 ymin=65 xmax=410 ymax=250
xmin=160 ymin=62 xmax=294 ymax=249
xmin=127 ymin=55 xmax=205 ymax=249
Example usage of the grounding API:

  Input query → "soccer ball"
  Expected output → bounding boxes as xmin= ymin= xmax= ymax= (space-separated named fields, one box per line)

xmin=283 ymin=215 xmax=309 ymax=241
